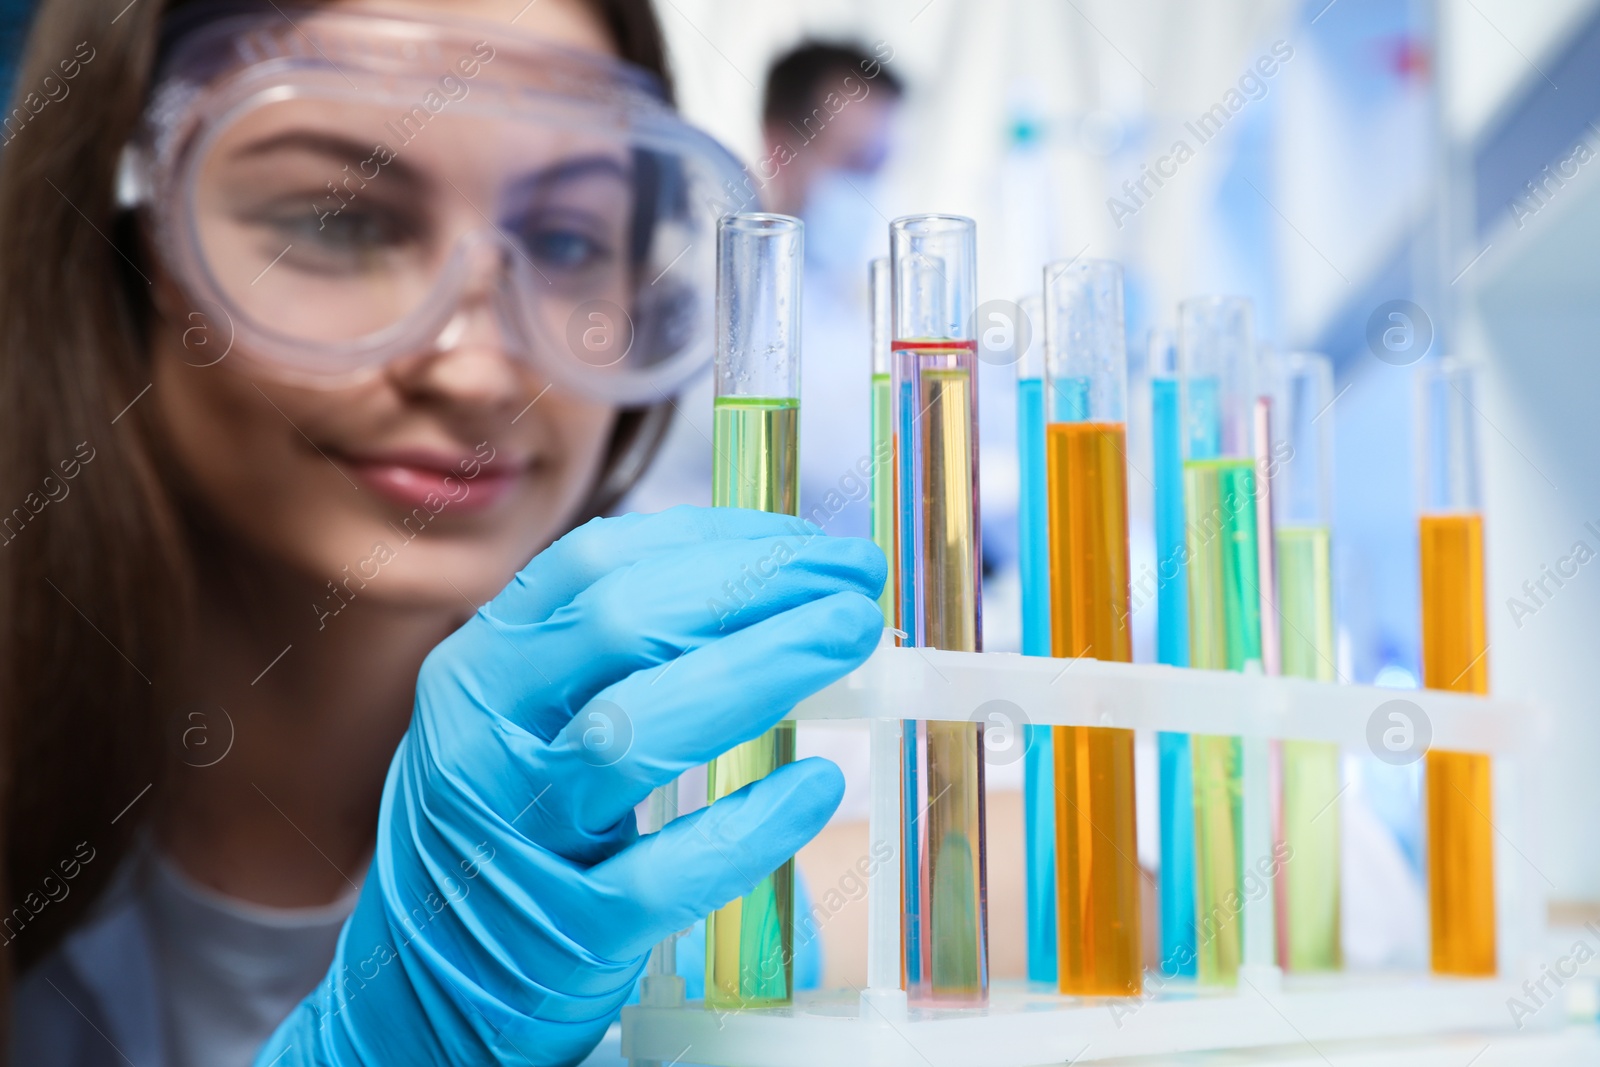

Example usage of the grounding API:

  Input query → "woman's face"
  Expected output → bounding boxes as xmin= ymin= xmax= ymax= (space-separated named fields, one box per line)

xmin=149 ymin=0 xmax=624 ymax=610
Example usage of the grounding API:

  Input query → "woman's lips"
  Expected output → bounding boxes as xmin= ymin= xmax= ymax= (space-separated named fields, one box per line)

xmin=339 ymin=452 xmax=523 ymax=514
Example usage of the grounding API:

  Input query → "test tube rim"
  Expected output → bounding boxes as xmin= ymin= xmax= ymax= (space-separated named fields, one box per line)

xmin=889 ymin=212 xmax=976 ymax=237
xmin=720 ymin=211 xmax=804 ymax=236
xmin=1179 ymin=293 xmax=1253 ymax=315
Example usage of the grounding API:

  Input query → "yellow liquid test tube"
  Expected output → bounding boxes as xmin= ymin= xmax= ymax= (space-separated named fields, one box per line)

xmin=1270 ymin=351 xmax=1342 ymax=973
xmin=1042 ymin=260 xmax=1141 ymax=997
xmin=893 ymin=216 xmax=988 ymax=1005
xmin=1183 ymin=457 xmax=1255 ymax=984
xmin=904 ymin=350 xmax=987 ymax=1002
xmin=1178 ymin=296 xmax=1263 ymax=986
xmin=705 ymin=213 xmax=804 ymax=1009
xmin=1417 ymin=357 xmax=1495 ymax=977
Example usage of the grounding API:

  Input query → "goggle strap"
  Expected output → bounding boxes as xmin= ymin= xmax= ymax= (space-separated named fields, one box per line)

xmin=115 ymin=143 xmax=151 ymax=210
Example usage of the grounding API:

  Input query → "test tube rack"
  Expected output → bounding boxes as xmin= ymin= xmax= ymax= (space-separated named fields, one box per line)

xmin=622 ymin=644 xmax=1595 ymax=1066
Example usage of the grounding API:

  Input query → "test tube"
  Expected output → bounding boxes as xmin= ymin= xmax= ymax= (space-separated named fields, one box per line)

xmin=864 ymin=256 xmax=903 ymax=997
xmin=1247 ymin=384 xmax=1279 ymax=975
xmin=1271 ymin=352 xmax=1342 ymax=972
xmin=1044 ymin=260 xmax=1142 ymax=997
xmin=1179 ymin=296 xmax=1262 ymax=986
xmin=1151 ymin=330 xmax=1190 ymax=670
xmin=1417 ymin=357 xmax=1495 ymax=976
xmin=870 ymin=258 xmax=896 ymax=625
xmin=1151 ymin=328 xmax=1196 ymax=979
xmin=705 ymin=213 xmax=802 ymax=1009
xmin=892 ymin=215 xmax=988 ymax=1005
xmin=1016 ymin=290 xmax=1057 ymax=984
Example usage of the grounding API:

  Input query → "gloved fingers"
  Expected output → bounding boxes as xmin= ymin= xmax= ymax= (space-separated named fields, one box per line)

xmin=524 ymin=590 xmax=880 ymax=856
xmin=470 ymin=532 xmax=885 ymax=740
xmin=583 ymin=757 xmax=845 ymax=962
xmin=483 ymin=506 xmax=825 ymax=626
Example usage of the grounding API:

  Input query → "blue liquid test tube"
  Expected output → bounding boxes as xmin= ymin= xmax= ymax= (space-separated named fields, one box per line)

xmin=1151 ymin=328 xmax=1196 ymax=978
xmin=1015 ymin=292 xmax=1056 ymax=984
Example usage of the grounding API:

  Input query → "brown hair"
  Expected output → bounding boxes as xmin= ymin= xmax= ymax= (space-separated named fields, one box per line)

xmin=0 ymin=0 xmax=677 ymax=1026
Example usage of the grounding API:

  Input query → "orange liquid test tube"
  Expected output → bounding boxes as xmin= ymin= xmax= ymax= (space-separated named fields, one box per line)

xmin=1420 ymin=512 xmax=1495 ymax=974
xmin=1043 ymin=261 xmax=1142 ymax=997
xmin=1418 ymin=359 xmax=1495 ymax=977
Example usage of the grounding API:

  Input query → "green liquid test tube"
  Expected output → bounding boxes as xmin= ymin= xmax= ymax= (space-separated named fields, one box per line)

xmin=705 ymin=212 xmax=803 ymax=1009
xmin=1179 ymin=296 xmax=1263 ymax=986
xmin=1270 ymin=351 xmax=1341 ymax=972
xmin=869 ymin=258 xmax=895 ymax=625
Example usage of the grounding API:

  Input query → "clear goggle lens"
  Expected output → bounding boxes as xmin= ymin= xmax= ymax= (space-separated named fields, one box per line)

xmin=142 ymin=11 xmax=746 ymax=404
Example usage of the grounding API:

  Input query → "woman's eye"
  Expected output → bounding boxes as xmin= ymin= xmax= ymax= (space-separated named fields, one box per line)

xmin=317 ymin=211 xmax=404 ymax=248
xmin=519 ymin=226 xmax=613 ymax=272
xmin=251 ymin=204 xmax=420 ymax=269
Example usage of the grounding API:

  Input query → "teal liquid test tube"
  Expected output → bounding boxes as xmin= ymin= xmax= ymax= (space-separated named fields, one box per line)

xmin=1270 ymin=351 xmax=1342 ymax=972
xmin=1015 ymin=291 xmax=1056 ymax=984
xmin=1150 ymin=329 xmax=1196 ymax=978
xmin=1179 ymin=296 xmax=1262 ymax=986
xmin=1152 ymin=330 xmax=1191 ymax=669
xmin=705 ymin=213 xmax=803 ymax=1009
xmin=894 ymin=215 xmax=988 ymax=1006
xmin=896 ymin=267 xmax=922 ymax=988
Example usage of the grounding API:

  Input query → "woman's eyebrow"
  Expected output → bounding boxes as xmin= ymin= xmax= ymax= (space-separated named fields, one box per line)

xmin=502 ymin=154 xmax=631 ymax=201
xmin=229 ymin=131 xmax=426 ymax=190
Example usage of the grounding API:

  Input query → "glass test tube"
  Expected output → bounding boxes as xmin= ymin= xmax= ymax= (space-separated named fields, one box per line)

xmin=1271 ymin=352 xmax=1342 ymax=972
xmin=1417 ymin=358 xmax=1495 ymax=976
xmin=870 ymin=258 xmax=896 ymax=625
xmin=893 ymin=215 xmax=988 ymax=1005
xmin=1151 ymin=328 xmax=1196 ymax=978
xmin=1151 ymin=330 xmax=1191 ymax=670
xmin=1044 ymin=260 xmax=1142 ymax=997
xmin=1179 ymin=296 xmax=1262 ymax=986
xmin=1016 ymin=291 xmax=1058 ymax=984
xmin=1247 ymin=386 xmax=1279 ymax=975
xmin=865 ymin=256 xmax=903 ymax=994
xmin=705 ymin=213 xmax=803 ymax=1009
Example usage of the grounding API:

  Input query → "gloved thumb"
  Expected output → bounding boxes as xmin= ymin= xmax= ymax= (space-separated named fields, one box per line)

xmin=584 ymin=757 xmax=845 ymax=962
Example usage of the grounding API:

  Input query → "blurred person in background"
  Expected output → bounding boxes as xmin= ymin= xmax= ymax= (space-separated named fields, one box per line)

xmin=762 ymin=42 xmax=902 ymax=539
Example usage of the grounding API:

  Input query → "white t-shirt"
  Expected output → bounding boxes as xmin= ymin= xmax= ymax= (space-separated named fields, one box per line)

xmin=8 ymin=847 xmax=638 ymax=1066
xmin=11 ymin=846 xmax=359 ymax=1067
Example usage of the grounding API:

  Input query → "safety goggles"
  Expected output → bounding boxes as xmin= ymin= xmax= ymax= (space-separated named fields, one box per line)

xmin=118 ymin=6 xmax=748 ymax=404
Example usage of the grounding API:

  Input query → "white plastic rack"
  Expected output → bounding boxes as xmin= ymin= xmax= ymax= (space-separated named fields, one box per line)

xmin=621 ymin=645 xmax=1597 ymax=1066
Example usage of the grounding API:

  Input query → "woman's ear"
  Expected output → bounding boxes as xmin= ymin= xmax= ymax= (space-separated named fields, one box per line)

xmin=140 ymin=226 xmax=232 ymax=370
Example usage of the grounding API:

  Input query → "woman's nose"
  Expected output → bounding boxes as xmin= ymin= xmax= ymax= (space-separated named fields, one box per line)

xmin=384 ymin=235 xmax=544 ymax=408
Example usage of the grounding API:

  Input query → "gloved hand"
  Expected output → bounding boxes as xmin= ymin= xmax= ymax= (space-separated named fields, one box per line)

xmin=256 ymin=506 xmax=885 ymax=1066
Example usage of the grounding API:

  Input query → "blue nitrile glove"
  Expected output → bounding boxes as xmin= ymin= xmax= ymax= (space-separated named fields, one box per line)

xmin=256 ymin=506 xmax=885 ymax=1066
